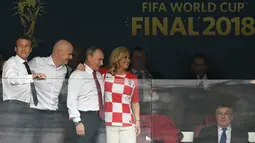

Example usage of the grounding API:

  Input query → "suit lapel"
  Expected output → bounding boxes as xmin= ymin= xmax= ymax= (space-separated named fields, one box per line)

xmin=206 ymin=125 xmax=218 ymax=143
xmin=230 ymin=127 xmax=239 ymax=143
xmin=214 ymin=125 xmax=219 ymax=143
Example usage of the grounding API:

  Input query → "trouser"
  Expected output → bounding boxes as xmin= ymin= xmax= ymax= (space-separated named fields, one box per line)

xmin=94 ymin=120 xmax=106 ymax=143
xmin=29 ymin=108 xmax=66 ymax=143
xmin=106 ymin=126 xmax=136 ymax=143
xmin=74 ymin=111 xmax=101 ymax=143
xmin=0 ymin=100 xmax=30 ymax=143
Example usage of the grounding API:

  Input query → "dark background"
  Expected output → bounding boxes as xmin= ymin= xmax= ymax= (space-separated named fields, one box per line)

xmin=0 ymin=0 xmax=254 ymax=79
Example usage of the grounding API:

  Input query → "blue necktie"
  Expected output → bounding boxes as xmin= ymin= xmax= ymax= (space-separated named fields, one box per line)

xmin=220 ymin=128 xmax=227 ymax=143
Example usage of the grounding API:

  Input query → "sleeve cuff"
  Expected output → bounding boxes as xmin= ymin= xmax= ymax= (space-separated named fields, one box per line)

xmin=72 ymin=117 xmax=81 ymax=122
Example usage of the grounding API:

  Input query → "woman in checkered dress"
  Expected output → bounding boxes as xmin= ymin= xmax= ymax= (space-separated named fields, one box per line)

xmin=99 ymin=47 xmax=140 ymax=143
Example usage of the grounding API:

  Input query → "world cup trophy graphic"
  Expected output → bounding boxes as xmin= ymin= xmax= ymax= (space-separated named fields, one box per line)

xmin=12 ymin=0 xmax=45 ymax=48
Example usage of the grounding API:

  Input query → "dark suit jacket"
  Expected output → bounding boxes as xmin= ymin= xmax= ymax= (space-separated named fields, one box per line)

xmin=193 ymin=125 xmax=249 ymax=143
xmin=183 ymin=70 xmax=224 ymax=79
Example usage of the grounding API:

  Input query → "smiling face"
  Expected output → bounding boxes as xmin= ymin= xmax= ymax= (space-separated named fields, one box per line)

xmin=15 ymin=38 xmax=32 ymax=60
xmin=58 ymin=45 xmax=73 ymax=65
xmin=118 ymin=53 xmax=130 ymax=71
xmin=109 ymin=47 xmax=131 ymax=74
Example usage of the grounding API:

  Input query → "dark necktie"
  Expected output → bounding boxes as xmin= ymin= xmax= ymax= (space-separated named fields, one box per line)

xmin=93 ymin=71 xmax=104 ymax=120
xmin=23 ymin=62 xmax=38 ymax=106
xmin=220 ymin=128 xmax=227 ymax=143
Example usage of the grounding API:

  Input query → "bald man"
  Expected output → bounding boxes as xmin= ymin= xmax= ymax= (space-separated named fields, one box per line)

xmin=28 ymin=40 xmax=73 ymax=142
xmin=28 ymin=40 xmax=73 ymax=110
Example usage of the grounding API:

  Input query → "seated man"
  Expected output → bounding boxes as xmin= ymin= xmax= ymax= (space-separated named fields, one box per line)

xmin=183 ymin=53 xmax=223 ymax=80
xmin=194 ymin=104 xmax=249 ymax=143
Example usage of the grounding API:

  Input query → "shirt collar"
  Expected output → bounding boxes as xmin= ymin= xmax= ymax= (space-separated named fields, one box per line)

xmin=15 ymin=55 xmax=26 ymax=63
xmin=47 ymin=56 xmax=55 ymax=66
xmin=84 ymin=64 xmax=93 ymax=75
xmin=218 ymin=125 xmax=231 ymax=131
xmin=131 ymin=68 xmax=145 ymax=73
xmin=47 ymin=56 xmax=65 ymax=69
xmin=197 ymin=74 xmax=207 ymax=79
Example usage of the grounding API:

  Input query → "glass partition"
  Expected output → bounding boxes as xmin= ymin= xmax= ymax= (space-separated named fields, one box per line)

xmin=0 ymin=79 xmax=255 ymax=143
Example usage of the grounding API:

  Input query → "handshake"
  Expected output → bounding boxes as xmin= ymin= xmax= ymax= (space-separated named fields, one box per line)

xmin=32 ymin=73 xmax=46 ymax=79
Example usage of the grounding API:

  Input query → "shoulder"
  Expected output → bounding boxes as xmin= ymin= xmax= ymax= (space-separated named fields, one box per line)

xmin=199 ymin=125 xmax=217 ymax=136
xmin=5 ymin=56 xmax=16 ymax=64
xmin=69 ymin=70 xmax=87 ymax=78
xmin=231 ymin=125 xmax=249 ymax=133
xmin=99 ymin=67 xmax=108 ymax=75
xmin=194 ymin=125 xmax=217 ymax=143
xmin=201 ymin=125 xmax=217 ymax=131
xmin=30 ymin=56 xmax=43 ymax=61
xmin=126 ymin=72 xmax=138 ymax=87
xmin=29 ymin=56 xmax=44 ymax=64
xmin=126 ymin=72 xmax=137 ymax=79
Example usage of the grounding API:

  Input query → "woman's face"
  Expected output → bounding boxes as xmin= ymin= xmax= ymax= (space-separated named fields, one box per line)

xmin=118 ymin=54 xmax=130 ymax=70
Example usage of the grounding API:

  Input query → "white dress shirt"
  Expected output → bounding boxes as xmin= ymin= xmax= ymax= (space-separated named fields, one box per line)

xmin=28 ymin=56 xmax=67 ymax=110
xmin=2 ymin=55 xmax=33 ymax=103
xmin=67 ymin=64 xmax=104 ymax=122
xmin=218 ymin=125 xmax=231 ymax=143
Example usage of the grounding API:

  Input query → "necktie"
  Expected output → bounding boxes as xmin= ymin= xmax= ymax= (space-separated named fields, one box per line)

xmin=93 ymin=71 xmax=104 ymax=120
xmin=220 ymin=128 xmax=227 ymax=143
xmin=23 ymin=62 xmax=38 ymax=106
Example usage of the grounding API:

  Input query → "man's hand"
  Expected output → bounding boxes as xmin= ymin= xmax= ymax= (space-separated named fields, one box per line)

xmin=33 ymin=73 xmax=46 ymax=79
xmin=76 ymin=63 xmax=85 ymax=71
xmin=76 ymin=123 xmax=85 ymax=136
xmin=135 ymin=121 xmax=141 ymax=136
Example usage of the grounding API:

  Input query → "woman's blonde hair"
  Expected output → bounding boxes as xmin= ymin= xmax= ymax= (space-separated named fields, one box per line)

xmin=108 ymin=47 xmax=130 ymax=75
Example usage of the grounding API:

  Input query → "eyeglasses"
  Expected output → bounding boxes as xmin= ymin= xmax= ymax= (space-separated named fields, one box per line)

xmin=217 ymin=112 xmax=232 ymax=117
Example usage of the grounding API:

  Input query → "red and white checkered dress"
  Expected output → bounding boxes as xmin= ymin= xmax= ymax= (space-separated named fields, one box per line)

xmin=100 ymin=68 xmax=139 ymax=126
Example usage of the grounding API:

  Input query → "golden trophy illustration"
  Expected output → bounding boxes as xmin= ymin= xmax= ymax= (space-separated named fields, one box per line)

xmin=12 ymin=0 xmax=45 ymax=48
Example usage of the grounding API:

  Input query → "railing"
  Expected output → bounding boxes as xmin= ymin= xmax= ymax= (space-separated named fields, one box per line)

xmin=145 ymin=132 xmax=255 ymax=142
xmin=1 ymin=79 xmax=255 ymax=143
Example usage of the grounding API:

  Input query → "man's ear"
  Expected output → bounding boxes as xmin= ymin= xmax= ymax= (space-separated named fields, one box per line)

xmin=87 ymin=55 xmax=91 ymax=62
xmin=14 ymin=46 xmax=17 ymax=52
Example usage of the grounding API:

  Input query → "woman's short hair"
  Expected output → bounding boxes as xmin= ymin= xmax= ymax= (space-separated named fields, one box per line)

xmin=108 ymin=47 xmax=130 ymax=75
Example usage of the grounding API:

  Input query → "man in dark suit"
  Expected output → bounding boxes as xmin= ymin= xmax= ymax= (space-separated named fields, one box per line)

xmin=184 ymin=53 xmax=223 ymax=79
xmin=194 ymin=104 xmax=249 ymax=143
xmin=130 ymin=46 xmax=164 ymax=79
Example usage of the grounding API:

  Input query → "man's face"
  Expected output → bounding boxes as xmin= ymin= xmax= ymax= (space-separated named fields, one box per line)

xmin=191 ymin=57 xmax=207 ymax=75
xmin=59 ymin=46 xmax=73 ymax=65
xmin=88 ymin=49 xmax=104 ymax=71
xmin=15 ymin=38 xmax=32 ymax=60
xmin=216 ymin=107 xmax=233 ymax=128
xmin=132 ymin=51 xmax=146 ymax=68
